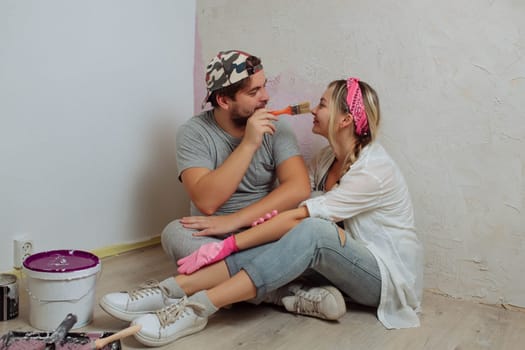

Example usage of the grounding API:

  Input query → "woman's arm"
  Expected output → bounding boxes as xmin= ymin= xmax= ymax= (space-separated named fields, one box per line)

xmin=176 ymin=206 xmax=310 ymax=274
xmin=234 ymin=206 xmax=310 ymax=250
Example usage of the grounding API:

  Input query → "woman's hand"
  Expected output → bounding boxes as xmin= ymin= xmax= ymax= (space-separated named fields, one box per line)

xmin=251 ymin=209 xmax=278 ymax=226
xmin=177 ymin=236 xmax=238 ymax=274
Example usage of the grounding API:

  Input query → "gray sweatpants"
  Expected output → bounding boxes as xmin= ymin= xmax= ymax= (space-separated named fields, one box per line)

xmin=161 ymin=219 xmax=226 ymax=261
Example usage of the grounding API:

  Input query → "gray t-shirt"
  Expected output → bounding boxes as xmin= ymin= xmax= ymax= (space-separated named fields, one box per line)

xmin=176 ymin=109 xmax=301 ymax=215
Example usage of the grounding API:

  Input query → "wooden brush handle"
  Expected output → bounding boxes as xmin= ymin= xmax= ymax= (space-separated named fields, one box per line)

xmin=93 ymin=324 xmax=142 ymax=349
xmin=269 ymin=106 xmax=291 ymax=116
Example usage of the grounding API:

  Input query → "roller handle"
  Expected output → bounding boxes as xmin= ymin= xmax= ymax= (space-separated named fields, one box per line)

xmin=46 ymin=313 xmax=78 ymax=348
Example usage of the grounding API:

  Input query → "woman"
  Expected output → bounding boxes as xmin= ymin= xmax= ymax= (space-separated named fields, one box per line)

xmin=100 ymin=77 xmax=423 ymax=347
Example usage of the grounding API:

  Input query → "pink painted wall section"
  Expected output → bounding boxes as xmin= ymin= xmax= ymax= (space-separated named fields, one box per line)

xmin=192 ymin=41 xmax=327 ymax=161
xmin=193 ymin=15 xmax=326 ymax=158
xmin=265 ymin=71 xmax=327 ymax=162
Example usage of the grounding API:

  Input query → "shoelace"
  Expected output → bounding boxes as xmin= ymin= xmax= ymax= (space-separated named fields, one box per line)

xmin=155 ymin=297 xmax=206 ymax=328
xmin=128 ymin=279 xmax=162 ymax=301
xmin=291 ymin=289 xmax=327 ymax=316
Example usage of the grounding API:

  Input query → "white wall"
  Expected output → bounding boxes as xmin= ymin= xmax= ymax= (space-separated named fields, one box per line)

xmin=0 ymin=1 xmax=195 ymax=271
xmin=195 ymin=0 xmax=525 ymax=306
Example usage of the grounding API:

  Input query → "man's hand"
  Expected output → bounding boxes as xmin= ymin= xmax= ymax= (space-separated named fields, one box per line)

xmin=180 ymin=214 xmax=242 ymax=237
xmin=242 ymin=109 xmax=278 ymax=149
xmin=177 ymin=235 xmax=238 ymax=274
xmin=182 ymin=209 xmax=279 ymax=236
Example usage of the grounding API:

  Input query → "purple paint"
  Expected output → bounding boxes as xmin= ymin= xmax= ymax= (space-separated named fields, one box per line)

xmin=23 ymin=250 xmax=99 ymax=273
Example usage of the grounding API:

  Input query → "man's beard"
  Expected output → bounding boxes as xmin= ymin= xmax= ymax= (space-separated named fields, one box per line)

xmin=231 ymin=116 xmax=248 ymax=127
xmin=230 ymin=103 xmax=266 ymax=127
xmin=230 ymin=106 xmax=252 ymax=127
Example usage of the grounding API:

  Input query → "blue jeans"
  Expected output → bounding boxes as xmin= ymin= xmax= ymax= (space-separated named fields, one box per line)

xmin=225 ymin=217 xmax=381 ymax=307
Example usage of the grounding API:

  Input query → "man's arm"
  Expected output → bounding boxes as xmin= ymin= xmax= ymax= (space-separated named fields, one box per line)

xmin=186 ymin=154 xmax=311 ymax=236
xmin=227 ymin=155 xmax=310 ymax=227
xmin=181 ymin=110 xmax=278 ymax=215
xmin=180 ymin=141 xmax=258 ymax=215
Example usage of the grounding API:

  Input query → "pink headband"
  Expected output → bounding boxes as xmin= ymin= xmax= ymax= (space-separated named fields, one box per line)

xmin=346 ymin=78 xmax=369 ymax=136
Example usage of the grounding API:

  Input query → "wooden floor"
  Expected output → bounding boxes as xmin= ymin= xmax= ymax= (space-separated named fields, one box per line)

xmin=2 ymin=245 xmax=525 ymax=349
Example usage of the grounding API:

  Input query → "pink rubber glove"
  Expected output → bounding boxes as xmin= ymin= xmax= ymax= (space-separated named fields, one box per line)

xmin=177 ymin=235 xmax=239 ymax=274
xmin=251 ymin=209 xmax=278 ymax=227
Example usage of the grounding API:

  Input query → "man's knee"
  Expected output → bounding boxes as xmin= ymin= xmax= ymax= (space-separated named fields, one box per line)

xmin=161 ymin=219 xmax=219 ymax=261
xmin=161 ymin=219 xmax=188 ymax=260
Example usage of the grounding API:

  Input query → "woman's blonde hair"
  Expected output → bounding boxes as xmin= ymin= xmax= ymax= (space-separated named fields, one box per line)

xmin=327 ymin=79 xmax=381 ymax=176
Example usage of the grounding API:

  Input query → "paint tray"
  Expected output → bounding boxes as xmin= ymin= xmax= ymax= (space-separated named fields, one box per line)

xmin=0 ymin=330 xmax=121 ymax=350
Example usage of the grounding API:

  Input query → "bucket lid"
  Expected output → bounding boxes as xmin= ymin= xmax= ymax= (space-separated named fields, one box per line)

xmin=23 ymin=250 xmax=100 ymax=273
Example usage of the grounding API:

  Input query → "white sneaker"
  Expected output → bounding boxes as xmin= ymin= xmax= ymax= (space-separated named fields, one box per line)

xmin=282 ymin=285 xmax=346 ymax=320
xmin=100 ymin=280 xmax=180 ymax=321
xmin=132 ymin=297 xmax=208 ymax=347
xmin=262 ymin=283 xmax=300 ymax=306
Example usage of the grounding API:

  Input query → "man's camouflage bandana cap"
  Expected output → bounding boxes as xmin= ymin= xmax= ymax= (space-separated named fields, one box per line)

xmin=203 ymin=50 xmax=263 ymax=107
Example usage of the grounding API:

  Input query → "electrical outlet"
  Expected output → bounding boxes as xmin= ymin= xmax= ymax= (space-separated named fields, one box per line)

xmin=13 ymin=237 xmax=34 ymax=269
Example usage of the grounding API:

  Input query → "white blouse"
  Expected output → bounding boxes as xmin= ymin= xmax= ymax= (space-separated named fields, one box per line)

xmin=302 ymin=142 xmax=423 ymax=329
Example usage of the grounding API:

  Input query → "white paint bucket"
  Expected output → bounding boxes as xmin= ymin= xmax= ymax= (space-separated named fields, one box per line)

xmin=23 ymin=250 xmax=101 ymax=330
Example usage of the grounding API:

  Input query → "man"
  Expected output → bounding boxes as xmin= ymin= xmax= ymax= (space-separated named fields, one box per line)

xmin=99 ymin=53 xmax=343 ymax=337
xmin=161 ymin=50 xmax=310 ymax=261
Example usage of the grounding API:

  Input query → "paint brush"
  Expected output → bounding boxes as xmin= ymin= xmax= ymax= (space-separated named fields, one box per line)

xmin=269 ymin=101 xmax=311 ymax=116
xmin=78 ymin=324 xmax=141 ymax=350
